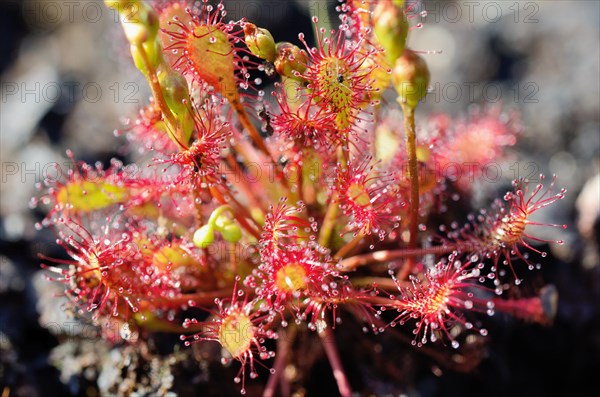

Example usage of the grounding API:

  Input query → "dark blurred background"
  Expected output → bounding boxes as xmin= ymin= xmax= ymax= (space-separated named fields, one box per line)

xmin=1 ymin=1 xmax=599 ymax=396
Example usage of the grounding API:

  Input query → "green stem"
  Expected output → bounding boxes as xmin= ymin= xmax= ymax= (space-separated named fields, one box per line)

xmin=350 ymin=277 xmax=407 ymax=290
xmin=296 ymin=153 xmax=304 ymax=204
xmin=318 ymin=146 xmax=347 ymax=247
xmin=318 ymin=197 xmax=339 ymax=247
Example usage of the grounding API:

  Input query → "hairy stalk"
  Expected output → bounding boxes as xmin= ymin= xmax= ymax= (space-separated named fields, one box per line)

xmin=192 ymin=188 xmax=204 ymax=227
xmin=351 ymin=276 xmax=409 ymax=290
xmin=233 ymin=101 xmax=277 ymax=163
xmin=318 ymin=197 xmax=340 ymax=247
xmin=492 ymin=286 xmax=558 ymax=324
xmin=229 ymin=242 xmax=238 ymax=273
xmin=399 ymin=104 xmax=419 ymax=280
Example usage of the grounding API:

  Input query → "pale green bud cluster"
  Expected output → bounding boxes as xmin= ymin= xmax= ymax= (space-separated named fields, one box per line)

xmin=193 ymin=206 xmax=243 ymax=248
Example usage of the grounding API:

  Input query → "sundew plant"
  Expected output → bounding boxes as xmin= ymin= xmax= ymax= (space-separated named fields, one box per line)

xmin=34 ymin=0 xmax=567 ymax=395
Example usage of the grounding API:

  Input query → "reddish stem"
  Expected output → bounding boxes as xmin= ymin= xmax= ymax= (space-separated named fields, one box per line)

xmin=334 ymin=232 xmax=365 ymax=260
xmin=399 ymin=104 xmax=419 ymax=280
xmin=263 ymin=327 xmax=295 ymax=397
xmin=225 ymin=153 xmax=267 ymax=212
xmin=339 ymin=244 xmax=458 ymax=271
xmin=154 ymin=288 xmax=231 ymax=306
xmin=319 ymin=327 xmax=352 ymax=397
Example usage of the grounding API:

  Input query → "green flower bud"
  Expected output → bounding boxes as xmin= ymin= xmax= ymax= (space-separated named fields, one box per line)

xmin=274 ymin=42 xmax=308 ymax=80
xmin=123 ymin=22 xmax=150 ymax=44
xmin=193 ymin=224 xmax=215 ymax=248
xmin=108 ymin=1 xmax=158 ymax=45
xmin=157 ymin=68 xmax=193 ymax=145
xmin=130 ymin=39 xmax=163 ymax=77
xmin=392 ymin=49 xmax=430 ymax=110
xmin=157 ymin=68 xmax=189 ymax=113
xmin=221 ymin=223 xmax=242 ymax=243
xmin=56 ymin=180 xmax=127 ymax=213
xmin=214 ymin=214 xmax=233 ymax=231
xmin=104 ymin=0 xmax=139 ymax=11
xmin=244 ymin=23 xmax=277 ymax=62
xmin=373 ymin=0 xmax=409 ymax=65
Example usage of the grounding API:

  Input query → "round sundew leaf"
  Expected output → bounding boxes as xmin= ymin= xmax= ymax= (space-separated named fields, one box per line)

xmin=275 ymin=262 xmax=308 ymax=293
xmin=158 ymin=2 xmax=193 ymax=65
xmin=315 ymin=57 xmax=355 ymax=130
xmin=185 ymin=24 xmax=239 ymax=103
xmin=348 ymin=182 xmax=373 ymax=208
xmin=193 ymin=224 xmax=215 ymax=248
xmin=56 ymin=180 xmax=128 ymax=212
xmin=152 ymin=245 xmax=195 ymax=271
xmin=219 ymin=311 xmax=255 ymax=359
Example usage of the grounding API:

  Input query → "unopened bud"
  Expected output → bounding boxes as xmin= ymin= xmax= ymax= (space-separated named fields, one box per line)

xmin=130 ymin=41 xmax=161 ymax=78
xmin=274 ymin=42 xmax=308 ymax=80
xmin=124 ymin=22 xmax=150 ymax=44
xmin=104 ymin=0 xmax=138 ymax=11
xmin=392 ymin=49 xmax=430 ymax=109
xmin=244 ymin=23 xmax=277 ymax=62
xmin=221 ymin=223 xmax=242 ymax=243
xmin=157 ymin=68 xmax=193 ymax=145
xmin=214 ymin=213 xmax=232 ymax=230
xmin=193 ymin=224 xmax=215 ymax=248
xmin=373 ymin=0 xmax=409 ymax=64
xmin=109 ymin=1 xmax=159 ymax=44
xmin=157 ymin=68 xmax=189 ymax=113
